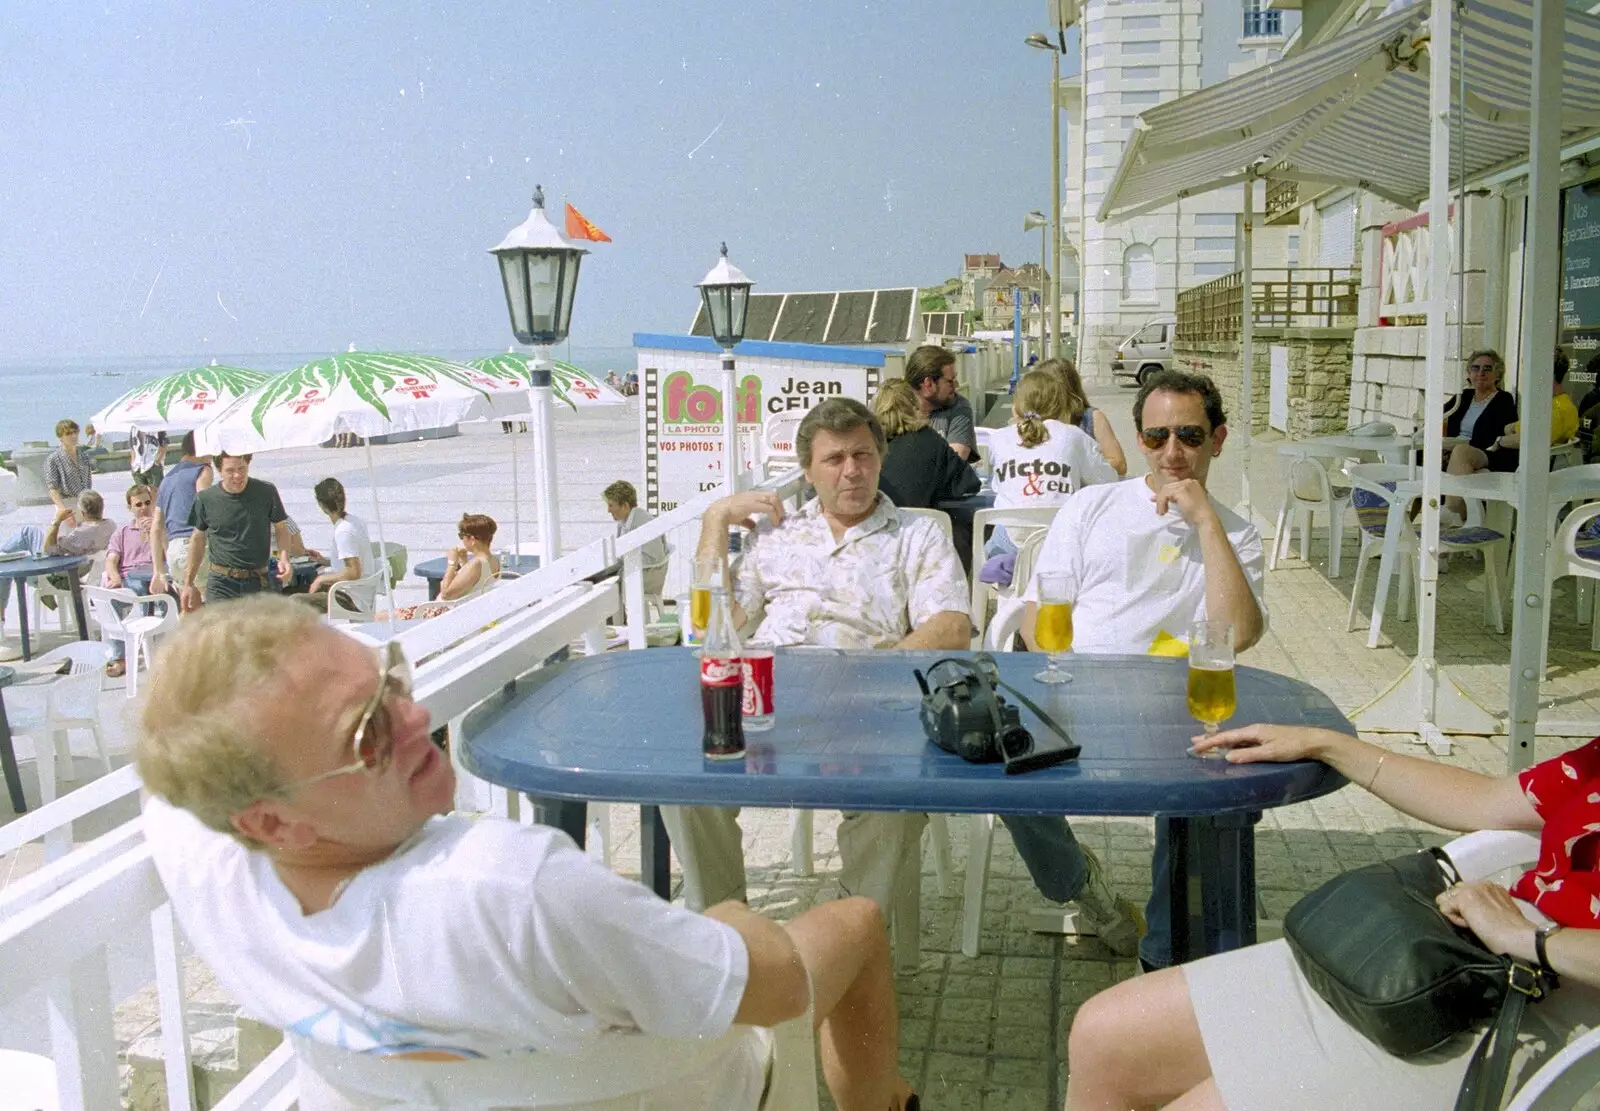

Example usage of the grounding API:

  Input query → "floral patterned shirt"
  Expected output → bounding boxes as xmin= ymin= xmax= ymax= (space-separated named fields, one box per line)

xmin=734 ymin=494 xmax=969 ymax=649
xmin=1511 ymin=736 xmax=1600 ymax=926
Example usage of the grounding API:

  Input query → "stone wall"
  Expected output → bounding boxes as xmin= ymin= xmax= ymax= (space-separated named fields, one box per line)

xmin=1346 ymin=323 xmax=1486 ymax=433
xmin=1173 ymin=327 xmax=1354 ymax=437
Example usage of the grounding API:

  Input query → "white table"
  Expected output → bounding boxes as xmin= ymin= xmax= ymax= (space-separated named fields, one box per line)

xmin=1298 ymin=431 xmax=1419 ymax=465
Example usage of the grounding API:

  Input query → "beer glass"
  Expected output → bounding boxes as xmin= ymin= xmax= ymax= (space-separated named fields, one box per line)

xmin=689 ymin=556 xmax=722 ymax=645
xmin=1033 ymin=571 xmax=1074 ymax=684
xmin=1187 ymin=621 xmax=1237 ymax=738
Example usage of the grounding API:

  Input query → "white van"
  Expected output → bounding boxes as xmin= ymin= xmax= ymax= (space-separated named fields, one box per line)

xmin=1111 ymin=316 xmax=1176 ymax=386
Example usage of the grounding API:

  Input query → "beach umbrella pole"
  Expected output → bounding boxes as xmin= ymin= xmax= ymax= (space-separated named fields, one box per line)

xmin=511 ymin=425 xmax=523 ymax=557
xmin=529 ymin=351 xmax=561 ymax=561
xmin=1240 ymin=165 xmax=1256 ymax=523
xmin=363 ymin=437 xmax=395 ymax=633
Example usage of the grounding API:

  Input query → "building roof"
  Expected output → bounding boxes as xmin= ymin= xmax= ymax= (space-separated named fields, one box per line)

xmin=689 ymin=288 xmax=921 ymax=345
xmin=963 ymin=254 xmax=1003 ymax=270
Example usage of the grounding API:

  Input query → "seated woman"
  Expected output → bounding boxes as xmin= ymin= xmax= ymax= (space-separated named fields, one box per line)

xmin=984 ymin=368 xmax=1119 ymax=557
xmin=1065 ymin=722 xmax=1600 ymax=1111
xmin=380 ymin=513 xmax=500 ymax=621
xmin=1488 ymin=348 xmax=1580 ymax=476
xmin=1438 ymin=349 xmax=1518 ymax=524
xmin=1038 ymin=357 xmax=1128 ymax=475
xmin=873 ymin=379 xmax=980 ymax=509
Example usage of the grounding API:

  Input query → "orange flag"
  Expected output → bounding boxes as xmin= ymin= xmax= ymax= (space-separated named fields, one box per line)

xmin=565 ymin=202 xmax=612 ymax=243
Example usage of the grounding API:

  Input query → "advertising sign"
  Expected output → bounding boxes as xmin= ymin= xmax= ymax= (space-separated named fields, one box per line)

xmin=1561 ymin=182 xmax=1600 ymax=408
xmin=635 ymin=335 xmax=887 ymax=512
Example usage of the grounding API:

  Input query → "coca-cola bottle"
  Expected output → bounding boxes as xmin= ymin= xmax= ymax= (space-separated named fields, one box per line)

xmin=700 ymin=586 xmax=746 ymax=760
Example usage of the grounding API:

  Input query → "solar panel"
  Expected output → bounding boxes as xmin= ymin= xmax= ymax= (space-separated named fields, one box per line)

xmin=867 ymin=289 xmax=915 ymax=344
xmin=772 ymin=293 xmax=834 ymax=343
xmin=827 ymin=291 xmax=874 ymax=343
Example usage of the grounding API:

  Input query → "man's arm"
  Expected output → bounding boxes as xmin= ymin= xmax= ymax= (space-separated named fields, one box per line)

xmin=310 ymin=556 xmax=361 ymax=592
xmin=949 ymin=441 xmax=972 ymax=461
xmin=895 ymin=610 xmax=971 ymax=650
xmin=696 ymin=490 xmax=786 ymax=630
xmin=42 ymin=508 xmax=70 ymax=554
xmin=273 ymin=520 xmax=294 ymax=584
xmin=1159 ymin=479 xmax=1264 ymax=652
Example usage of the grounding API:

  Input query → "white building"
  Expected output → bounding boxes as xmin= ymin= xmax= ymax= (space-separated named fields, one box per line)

xmin=1066 ymin=0 xmax=1303 ymax=382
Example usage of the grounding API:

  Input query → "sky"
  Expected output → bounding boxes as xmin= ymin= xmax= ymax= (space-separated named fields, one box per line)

xmin=0 ymin=3 xmax=1080 ymax=360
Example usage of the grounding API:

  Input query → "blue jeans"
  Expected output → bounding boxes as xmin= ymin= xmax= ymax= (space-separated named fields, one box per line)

xmin=0 ymin=526 xmax=45 ymax=613
xmin=1141 ymin=823 xmax=1175 ymax=969
xmin=999 ymin=815 xmax=1090 ymax=903
xmin=106 ymin=569 xmax=155 ymax=662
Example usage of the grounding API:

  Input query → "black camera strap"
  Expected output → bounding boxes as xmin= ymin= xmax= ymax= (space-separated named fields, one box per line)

xmin=993 ymin=677 xmax=1074 ymax=746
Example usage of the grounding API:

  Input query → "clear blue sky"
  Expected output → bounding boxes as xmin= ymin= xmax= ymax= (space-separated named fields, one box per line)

xmin=0 ymin=3 xmax=1079 ymax=360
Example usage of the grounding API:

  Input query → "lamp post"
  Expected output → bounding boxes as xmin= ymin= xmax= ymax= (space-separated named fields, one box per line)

xmin=1024 ymin=210 xmax=1049 ymax=359
xmin=1026 ymin=31 xmax=1063 ymax=360
xmin=490 ymin=184 xmax=588 ymax=561
xmin=697 ymin=243 xmax=755 ymax=493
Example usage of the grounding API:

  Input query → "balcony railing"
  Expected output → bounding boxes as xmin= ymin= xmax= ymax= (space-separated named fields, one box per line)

xmin=1265 ymin=176 xmax=1299 ymax=225
xmin=1377 ymin=207 xmax=1455 ymax=324
xmin=1176 ymin=267 xmax=1359 ymax=343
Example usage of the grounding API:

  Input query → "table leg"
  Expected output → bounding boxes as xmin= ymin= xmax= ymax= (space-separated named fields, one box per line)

xmin=1193 ymin=811 xmax=1259 ymax=955
xmin=1163 ymin=817 xmax=1198 ymax=964
xmin=0 ymin=694 xmax=25 ymax=813
xmin=427 ymin=578 xmax=441 ymax=602
xmin=640 ymin=805 xmax=671 ymax=899
xmin=68 ymin=568 xmax=89 ymax=641
xmin=15 ymin=580 xmax=31 ymax=663
xmin=530 ymin=798 xmax=588 ymax=848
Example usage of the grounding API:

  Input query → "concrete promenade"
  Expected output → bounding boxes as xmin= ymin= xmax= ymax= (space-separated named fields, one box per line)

xmin=0 ymin=385 xmax=1596 ymax=1109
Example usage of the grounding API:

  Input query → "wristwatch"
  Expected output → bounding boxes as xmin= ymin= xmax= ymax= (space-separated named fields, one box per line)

xmin=1535 ymin=922 xmax=1564 ymax=980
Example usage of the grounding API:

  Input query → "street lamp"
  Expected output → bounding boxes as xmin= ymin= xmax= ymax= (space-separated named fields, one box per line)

xmin=491 ymin=183 xmax=589 ymax=560
xmin=697 ymin=243 xmax=755 ymax=493
xmin=1026 ymin=30 xmax=1065 ymax=360
xmin=1024 ymin=210 xmax=1049 ymax=357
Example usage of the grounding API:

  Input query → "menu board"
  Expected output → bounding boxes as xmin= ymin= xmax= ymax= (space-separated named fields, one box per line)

xmin=1562 ymin=183 xmax=1600 ymax=407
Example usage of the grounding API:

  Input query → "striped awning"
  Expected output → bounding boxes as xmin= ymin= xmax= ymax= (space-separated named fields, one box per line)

xmin=1099 ymin=0 xmax=1600 ymax=223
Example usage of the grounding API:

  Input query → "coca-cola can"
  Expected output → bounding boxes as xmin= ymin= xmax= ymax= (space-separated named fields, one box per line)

xmin=740 ymin=649 xmax=775 ymax=732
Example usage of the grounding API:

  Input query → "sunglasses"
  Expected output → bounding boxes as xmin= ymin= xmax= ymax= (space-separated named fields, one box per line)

xmin=1468 ymin=364 xmax=1497 ymax=374
xmin=287 ymin=640 xmax=414 ymax=789
xmin=1140 ymin=425 xmax=1210 ymax=450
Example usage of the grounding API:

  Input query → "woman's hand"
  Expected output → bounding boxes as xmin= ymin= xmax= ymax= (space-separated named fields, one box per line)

xmin=1436 ymin=882 xmax=1536 ymax=962
xmin=1188 ymin=723 xmax=1350 ymax=763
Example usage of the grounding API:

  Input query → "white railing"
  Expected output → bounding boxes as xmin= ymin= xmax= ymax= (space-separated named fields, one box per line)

xmin=0 ymin=464 xmax=810 ymax=1110
xmin=1378 ymin=207 xmax=1455 ymax=321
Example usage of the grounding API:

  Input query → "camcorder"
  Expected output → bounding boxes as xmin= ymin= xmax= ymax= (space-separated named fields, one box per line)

xmin=914 ymin=653 xmax=1080 ymax=774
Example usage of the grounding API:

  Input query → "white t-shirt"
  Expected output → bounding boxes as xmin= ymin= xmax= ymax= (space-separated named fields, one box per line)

xmin=988 ymin=420 xmax=1119 ymax=510
xmin=331 ymin=514 xmax=373 ymax=578
xmin=1022 ymin=478 xmax=1268 ymax=655
xmin=143 ymin=799 xmax=764 ymax=1109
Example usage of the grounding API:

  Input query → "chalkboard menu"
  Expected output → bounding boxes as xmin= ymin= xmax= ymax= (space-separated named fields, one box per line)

xmin=1562 ymin=183 xmax=1600 ymax=411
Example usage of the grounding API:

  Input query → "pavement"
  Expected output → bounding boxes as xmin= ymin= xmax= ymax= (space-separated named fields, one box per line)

xmin=2 ymin=386 xmax=1598 ymax=1109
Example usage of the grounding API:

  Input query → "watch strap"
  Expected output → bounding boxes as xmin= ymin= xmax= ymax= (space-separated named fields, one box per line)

xmin=1535 ymin=922 xmax=1564 ymax=984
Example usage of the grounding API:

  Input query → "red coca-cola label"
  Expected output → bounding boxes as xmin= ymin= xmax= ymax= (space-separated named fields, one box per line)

xmin=741 ymin=651 xmax=774 ymax=716
xmin=701 ymin=655 xmax=741 ymax=685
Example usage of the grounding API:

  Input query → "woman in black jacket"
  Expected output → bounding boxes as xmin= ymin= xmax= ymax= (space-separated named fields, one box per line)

xmin=873 ymin=379 xmax=981 ymax=509
xmin=1439 ymin=349 xmax=1518 ymax=522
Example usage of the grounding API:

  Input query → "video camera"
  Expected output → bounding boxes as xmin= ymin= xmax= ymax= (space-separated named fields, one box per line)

xmin=914 ymin=653 xmax=1080 ymax=775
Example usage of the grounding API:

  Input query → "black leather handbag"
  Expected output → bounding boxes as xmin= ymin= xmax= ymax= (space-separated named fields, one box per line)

xmin=1284 ymin=847 xmax=1554 ymax=1111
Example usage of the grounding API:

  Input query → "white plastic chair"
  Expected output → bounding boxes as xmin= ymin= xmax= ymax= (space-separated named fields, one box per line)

xmin=968 ymin=506 xmax=1059 ymax=638
xmin=372 ymin=541 xmax=407 ymax=590
xmin=81 ymin=584 xmax=178 ymax=698
xmin=899 ymin=506 xmax=953 ymax=541
xmin=1540 ymin=502 xmax=1600 ymax=678
xmin=1552 ymin=439 xmax=1583 ymax=471
xmin=6 ymin=641 xmax=112 ymax=805
xmin=761 ymin=411 xmax=804 ymax=479
xmin=0 ymin=1050 xmax=58 ymax=1110
xmin=973 ymin=426 xmax=996 ymax=477
xmin=31 ymin=552 xmax=103 ymax=634
xmin=326 ymin=570 xmax=387 ymax=624
xmin=1346 ymin=464 xmax=1506 ymax=648
xmin=1271 ymin=446 xmax=1354 ymax=577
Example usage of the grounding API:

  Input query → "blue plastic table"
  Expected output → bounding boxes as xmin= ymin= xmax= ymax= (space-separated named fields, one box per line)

xmin=461 ymin=648 xmax=1353 ymax=963
xmin=0 ymin=554 xmax=90 ymax=662
xmin=413 ymin=554 xmax=541 ymax=600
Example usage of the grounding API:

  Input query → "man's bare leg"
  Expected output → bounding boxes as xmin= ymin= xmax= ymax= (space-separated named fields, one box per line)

xmin=784 ymin=896 xmax=914 ymax=1111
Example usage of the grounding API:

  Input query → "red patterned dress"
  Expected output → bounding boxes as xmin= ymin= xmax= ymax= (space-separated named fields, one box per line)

xmin=1511 ymin=736 xmax=1600 ymax=927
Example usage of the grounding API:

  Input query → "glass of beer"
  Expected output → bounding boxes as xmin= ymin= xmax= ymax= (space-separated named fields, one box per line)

xmin=1033 ymin=571 xmax=1074 ymax=684
xmin=1187 ymin=621 xmax=1237 ymax=739
xmin=689 ymin=556 xmax=723 ymax=645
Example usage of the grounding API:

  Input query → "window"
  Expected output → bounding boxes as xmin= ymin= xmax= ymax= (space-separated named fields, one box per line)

xmin=1194 ymin=237 xmax=1236 ymax=253
xmin=1120 ymin=40 xmax=1161 ymax=55
xmin=1120 ymin=66 xmax=1161 ymax=82
xmin=1317 ymin=195 xmax=1356 ymax=268
xmin=1121 ymin=90 xmax=1161 ymax=106
xmin=1192 ymin=262 xmax=1236 ymax=279
xmin=1243 ymin=0 xmax=1283 ymax=38
xmin=1121 ymin=15 xmax=1161 ymax=32
xmin=1193 ymin=212 xmax=1236 ymax=227
xmin=1122 ymin=243 xmax=1157 ymax=301
xmin=1134 ymin=322 xmax=1168 ymax=344
xmin=1287 ymin=232 xmax=1301 ymax=266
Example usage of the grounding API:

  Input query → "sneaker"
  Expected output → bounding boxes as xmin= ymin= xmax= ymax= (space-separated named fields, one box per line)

xmin=1072 ymin=847 xmax=1146 ymax=958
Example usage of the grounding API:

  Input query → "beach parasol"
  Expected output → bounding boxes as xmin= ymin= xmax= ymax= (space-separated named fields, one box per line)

xmin=89 ymin=361 xmax=270 ymax=434
xmin=194 ymin=351 xmax=497 ymax=624
xmin=467 ymin=353 xmax=627 ymax=409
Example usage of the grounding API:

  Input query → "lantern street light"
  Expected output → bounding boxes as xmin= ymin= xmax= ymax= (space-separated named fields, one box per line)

xmin=491 ymin=184 xmax=589 ymax=560
xmin=696 ymin=243 xmax=755 ymax=493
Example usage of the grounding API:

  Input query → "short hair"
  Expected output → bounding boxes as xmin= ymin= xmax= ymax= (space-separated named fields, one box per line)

xmin=313 ymin=477 xmax=346 ymax=516
xmin=1036 ymin=357 xmax=1090 ymax=426
xmin=458 ymin=512 xmax=497 ymax=545
xmin=1555 ymin=348 xmax=1570 ymax=385
xmin=602 ymin=480 xmax=638 ymax=509
xmin=904 ymin=345 xmax=956 ymax=392
xmin=1014 ymin=370 xmax=1070 ymax=450
xmin=796 ymin=398 xmax=886 ymax=468
xmin=137 ymin=596 xmax=322 ymax=840
xmin=125 ymin=484 xmax=155 ymax=506
xmin=55 ymin=419 xmax=79 ymax=439
xmin=1133 ymin=370 xmax=1227 ymax=433
xmin=77 ymin=490 xmax=104 ymax=518
xmin=180 ymin=430 xmax=198 ymax=456
xmin=216 ymin=450 xmax=252 ymax=465
xmin=1466 ymin=349 xmax=1505 ymax=382
xmin=871 ymin=380 xmax=928 ymax=440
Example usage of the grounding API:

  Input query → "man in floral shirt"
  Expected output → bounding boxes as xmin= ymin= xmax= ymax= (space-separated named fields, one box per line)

xmin=662 ymin=398 xmax=971 ymax=916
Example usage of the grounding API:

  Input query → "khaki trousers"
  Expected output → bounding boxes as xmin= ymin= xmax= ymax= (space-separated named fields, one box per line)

xmin=659 ymin=806 xmax=927 ymax=915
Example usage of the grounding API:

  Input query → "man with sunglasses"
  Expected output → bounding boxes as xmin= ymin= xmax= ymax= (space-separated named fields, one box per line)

xmin=137 ymin=597 xmax=920 ymax=1111
xmin=100 ymin=484 xmax=162 ymax=678
xmin=1020 ymin=369 xmax=1267 ymax=972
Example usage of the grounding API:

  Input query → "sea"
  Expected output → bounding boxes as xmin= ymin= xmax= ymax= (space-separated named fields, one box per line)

xmin=0 ymin=344 xmax=640 ymax=452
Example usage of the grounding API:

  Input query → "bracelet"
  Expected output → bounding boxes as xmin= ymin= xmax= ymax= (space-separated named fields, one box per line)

xmin=1366 ymin=752 xmax=1387 ymax=791
xmin=1536 ymin=923 xmax=1564 ymax=980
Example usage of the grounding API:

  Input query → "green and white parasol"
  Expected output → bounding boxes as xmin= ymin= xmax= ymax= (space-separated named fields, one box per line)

xmin=90 ymin=361 xmax=270 ymax=434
